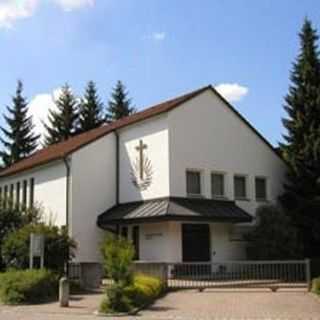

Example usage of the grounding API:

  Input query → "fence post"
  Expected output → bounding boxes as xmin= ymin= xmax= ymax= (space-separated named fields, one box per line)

xmin=305 ymin=258 xmax=311 ymax=291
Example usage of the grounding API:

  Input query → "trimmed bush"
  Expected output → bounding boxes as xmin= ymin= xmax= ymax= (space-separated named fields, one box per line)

xmin=99 ymin=274 xmax=164 ymax=313
xmin=124 ymin=274 xmax=164 ymax=308
xmin=312 ymin=277 xmax=320 ymax=295
xmin=0 ymin=269 xmax=58 ymax=304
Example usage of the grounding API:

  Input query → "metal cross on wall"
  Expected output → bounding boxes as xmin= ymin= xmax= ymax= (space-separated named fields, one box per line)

xmin=135 ymin=139 xmax=148 ymax=180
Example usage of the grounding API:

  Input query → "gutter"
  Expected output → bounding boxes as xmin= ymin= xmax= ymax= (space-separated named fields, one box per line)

xmin=63 ymin=156 xmax=71 ymax=228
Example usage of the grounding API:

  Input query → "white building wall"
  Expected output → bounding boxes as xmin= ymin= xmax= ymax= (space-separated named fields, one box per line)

xmin=0 ymin=161 xmax=67 ymax=226
xmin=70 ymin=133 xmax=116 ymax=263
xmin=119 ymin=114 xmax=170 ymax=203
xmin=168 ymin=90 xmax=287 ymax=217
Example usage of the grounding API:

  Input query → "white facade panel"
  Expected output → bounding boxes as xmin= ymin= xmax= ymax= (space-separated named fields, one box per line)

xmin=168 ymin=90 xmax=287 ymax=217
xmin=0 ymin=162 xmax=67 ymax=226
xmin=119 ymin=115 xmax=170 ymax=203
xmin=70 ymin=133 xmax=117 ymax=263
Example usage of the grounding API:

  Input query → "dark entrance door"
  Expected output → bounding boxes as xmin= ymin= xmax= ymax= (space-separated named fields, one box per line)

xmin=182 ymin=224 xmax=210 ymax=262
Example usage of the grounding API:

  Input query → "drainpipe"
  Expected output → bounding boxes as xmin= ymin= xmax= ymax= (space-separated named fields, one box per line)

xmin=115 ymin=131 xmax=120 ymax=206
xmin=115 ymin=131 xmax=120 ymax=236
xmin=63 ymin=156 xmax=71 ymax=228
xmin=63 ymin=156 xmax=71 ymax=277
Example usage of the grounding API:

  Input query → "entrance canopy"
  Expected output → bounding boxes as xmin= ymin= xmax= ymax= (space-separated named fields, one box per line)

xmin=97 ymin=197 xmax=252 ymax=228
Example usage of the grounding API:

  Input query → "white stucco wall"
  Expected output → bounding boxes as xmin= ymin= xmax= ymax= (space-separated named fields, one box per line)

xmin=70 ymin=133 xmax=116 ymax=263
xmin=168 ymin=90 xmax=287 ymax=217
xmin=133 ymin=221 xmax=245 ymax=263
xmin=118 ymin=114 xmax=170 ymax=203
xmin=0 ymin=161 xmax=67 ymax=226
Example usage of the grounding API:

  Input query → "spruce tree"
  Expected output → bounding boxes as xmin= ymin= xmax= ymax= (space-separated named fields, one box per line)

xmin=78 ymin=81 xmax=104 ymax=133
xmin=44 ymin=84 xmax=78 ymax=146
xmin=280 ymin=18 xmax=320 ymax=257
xmin=0 ymin=81 xmax=39 ymax=167
xmin=106 ymin=81 xmax=135 ymax=122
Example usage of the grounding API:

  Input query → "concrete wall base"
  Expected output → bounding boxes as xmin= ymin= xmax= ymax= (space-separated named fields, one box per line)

xmin=79 ymin=263 xmax=103 ymax=289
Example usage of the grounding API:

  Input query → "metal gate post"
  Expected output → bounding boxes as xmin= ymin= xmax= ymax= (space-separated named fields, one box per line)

xmin=305 ymin=259 xmax=311 ymax=291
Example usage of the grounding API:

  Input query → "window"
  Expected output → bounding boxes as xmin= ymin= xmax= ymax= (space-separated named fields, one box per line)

xmin=22 ymin=180 xmax=27 ymax=206
xmin=10 ymin=184 xmax=14 ymax=200
xmin=211 ymin=173 xmax=225 ymax=197
xmin=186 ymin=170 xmax=202 ymax=196
xmin=29 ymin=178 xmax=34 ymax=207
xmin=4 ymin=185 xmax=8 ymax=208
xmin=16 ymin=182 xmax=20 ymax=205
xmin=234 ymin=175 xmax=247 ymax=199
xmin=255 ymin=177 xmax=267 ymax=201
xmin=132 ymin=226 xmax=140 ymax=260
xmin=0 ymin=187 xmax=2 ymax=200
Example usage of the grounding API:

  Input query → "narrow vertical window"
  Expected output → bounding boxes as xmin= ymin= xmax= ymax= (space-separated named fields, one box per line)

xmin=234 ymin=175 xmax=247 ymax=200
xmin=186 ymin=170 xmax=202 ymax=196
xmin=255 ymin=177 xmax=267 ymax=201
xmin=0 ymin=187 xmax=2 ymax=202
xmin=4 ymin=185 xmax=8 ymax=208
xmin=132 ymin=226 xmax=140 ymax=260
xmin=211 ymin=173 xmax=225 ymax=198
xmin=16 ymin=182 xmax=20 ymax=205
xmin=29 ymin=178 xmax=34 ymax=207
xmin=22 ymin=180 xmax=28 ymax=207
xmin=9 ymin=184 xmax=14 ymax=207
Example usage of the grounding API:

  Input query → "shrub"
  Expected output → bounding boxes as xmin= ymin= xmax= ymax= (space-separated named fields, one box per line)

xmin=312 ymin=277 xmax=320 ymax=295
xmin=2 ymin=223 xmax=76 ymax=274
xmin=0 ymin=269 xmax=58 ymax=304
xmin=0 ymin=202 xmax=40 ymax=270
xmin=245 ymin=205 xmax=303 ymax=260
xmin=124 ymin=274 xmax=164 ymax=308
xmin=100 ymin=235 xmax=135 ymax=286
xmin=99 ymin=274 xmax=164 ymax=313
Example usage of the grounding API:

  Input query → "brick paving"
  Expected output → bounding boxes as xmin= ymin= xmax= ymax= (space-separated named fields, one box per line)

xmin=0 ymin=288 xmax=320 ymax=320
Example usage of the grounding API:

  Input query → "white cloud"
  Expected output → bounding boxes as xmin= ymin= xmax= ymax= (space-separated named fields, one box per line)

xmin=214 ymin=83 xmax=249 ymax=102
xmin=152 ymin=32 xmax=166 ymax=41
xmin=28 ymin=88 xmax=61 ymax=144
xmin=0 ymin=0 xmax=95 ymax=29
xmin=53 ymin=0 xmax=95 ymax=12
xmin=0 ymin=0 xmax=39 ymax=29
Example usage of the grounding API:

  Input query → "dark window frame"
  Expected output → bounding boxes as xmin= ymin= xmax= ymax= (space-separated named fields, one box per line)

xmin=16 ymin=182 xmax=20 ymax=205
xmin=29 ymin=178 xmax=35 ymax=208
xmin=22 ymin=180 xmax=28 ymax=207
xmin=186 ymin=170 xmax=202 ymax=197
xmin=211 ymin=172 xmax=225 ymax=198
xmin=255 ymin=176 xmax=267 ymax=201
xmin=234 ymin=175 xmax=248 ymax=200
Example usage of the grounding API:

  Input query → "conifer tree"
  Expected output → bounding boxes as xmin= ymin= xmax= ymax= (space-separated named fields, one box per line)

xmin=280 ymin=18 xmax=320 ymax=257
xmin=0 ymin=81 xmax=39 ymax=167
xmin=106 ymin=81 xmax=135 ymax=122
xmin=78 ymin=81 xmax=104 ymax=133
xmin=44 ymin=84 xmax=78 ymax=146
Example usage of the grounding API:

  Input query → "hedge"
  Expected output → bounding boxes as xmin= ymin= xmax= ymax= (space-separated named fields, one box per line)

xmin=0 ymin=269 xmax=58 ymax=304
xmin=312 ymin=277 xmax=320 ymax=295
xmin=99 ymin=274 xmax=164 ymax=314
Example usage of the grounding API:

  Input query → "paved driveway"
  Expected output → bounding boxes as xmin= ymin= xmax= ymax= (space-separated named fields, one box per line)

xmin=1 ymin=288 xmax=320 ymax=320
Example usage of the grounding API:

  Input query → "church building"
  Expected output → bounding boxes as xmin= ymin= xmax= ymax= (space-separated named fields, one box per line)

xmin=0 ymin=85 xmax=286 ymax=272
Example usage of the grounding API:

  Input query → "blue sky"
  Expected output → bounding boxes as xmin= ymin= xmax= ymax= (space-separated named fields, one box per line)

xmin=0 ymin=0 xmax=319 ymax=146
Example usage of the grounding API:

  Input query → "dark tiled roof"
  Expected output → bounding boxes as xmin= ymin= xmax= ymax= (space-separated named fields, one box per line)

xmin=97 ymin=197 xmax=252 ymax=227
xmin=0 ymin=85 xmax=210 ymax=178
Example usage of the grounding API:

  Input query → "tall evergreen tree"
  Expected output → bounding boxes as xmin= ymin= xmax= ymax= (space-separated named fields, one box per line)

xmin=78 ymin=81 xmax=104 ymax=133
xmin=0 ymin=81 xmax=39 ymax=167
xmin=106 ymin=81 xmax=135 ymax=122
xmin=280 ymin=18 xmax=320 ymax=257
xmin=44 ymin=84 xmax=78 ymax=146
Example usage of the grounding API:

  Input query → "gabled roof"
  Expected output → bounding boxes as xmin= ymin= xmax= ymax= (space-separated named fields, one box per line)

xmin=0 ymin=84 xmax=281 ymax=178
xmin=97 ymin=197 xmax=253 ymax=226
